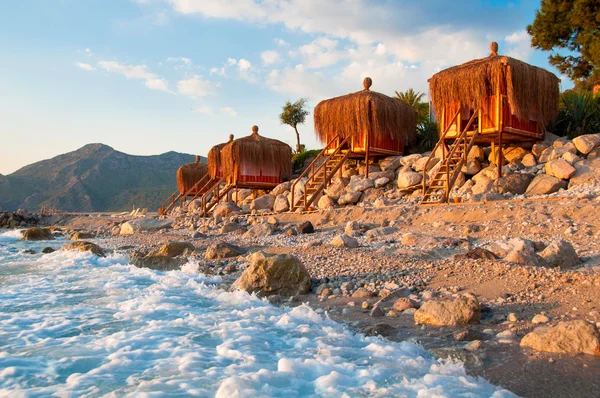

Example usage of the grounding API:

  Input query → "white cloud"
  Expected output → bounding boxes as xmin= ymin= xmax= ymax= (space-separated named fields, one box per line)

xmin=220 ymin=107 xmax=237 ymax=116
xmin=84 ymin=48 xmax=93 ymax=56
xmin=193 ymin=106 xmax=212 ymax=114
xmin=177 ymin=75 xmax=214 ymax=98
xmin=167 ymin=56 xmax=192 ymax=65
xmin=297 ymin=37 xmax=343 ymax=69
xmin=505 ymin=30 xmax=533 ymax=61
xmin=238 ymin=58 xmax=251 ymax=71
xmin=275 ymin=38 xmax=289 ymax=47
xmin=76 ymin=62 xmax=95 ymax=71
xmin=98 ymin=60 xmax=172 ymax=92
xmin=261 ymin=50 xmax=280 ymax=65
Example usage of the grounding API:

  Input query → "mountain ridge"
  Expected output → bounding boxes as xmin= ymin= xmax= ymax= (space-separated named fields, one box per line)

xmin=0 ymin=144 xmax=204 ymax=212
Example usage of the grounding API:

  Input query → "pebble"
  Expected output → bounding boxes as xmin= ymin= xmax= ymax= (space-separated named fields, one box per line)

xmin=532 ymin=314 xmax=550 ymax=324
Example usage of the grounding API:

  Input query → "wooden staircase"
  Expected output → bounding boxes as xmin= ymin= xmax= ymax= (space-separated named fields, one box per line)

xmin=158 ymin=173 xmax=221 ymax=215
xmin=193 ymin=176 xmax=233 ymax=217
xmin=421 ymin=107 xmax=480 ymax=204
xmin=291 ymin=135 xmax=350 ymax=212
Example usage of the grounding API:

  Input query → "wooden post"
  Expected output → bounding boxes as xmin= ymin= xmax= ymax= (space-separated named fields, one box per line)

xmin=365 ymin=131 xmax=370 ymax=179
xmin=497 ymin=132 xmax=503 ymax=178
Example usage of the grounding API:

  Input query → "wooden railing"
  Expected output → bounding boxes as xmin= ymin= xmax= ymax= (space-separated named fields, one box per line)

xmin=158 ymin=189 xmax=181 ymax=215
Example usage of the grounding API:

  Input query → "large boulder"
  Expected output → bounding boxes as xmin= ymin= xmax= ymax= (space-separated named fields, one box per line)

xmin=148 ymin=241 xmax=194 ymax=257
xmin=271 ymin=181 xmax=292 ymax=196
xmin=220 ymin=222 xmax=244 ymax=234
xmin=461 ymin=159 xmax=481 ymax=175
xmin=330 ymin=234 xmax=359 ymax=248
xmin=414 ymin=157 xmax=439 ymax=172
xmin=205 ymin=242 xmax=245 ymax=259
xmin=21 ymin=227 xmax=54 ymax=241
xmin=120 ymin=218 xmax=172 ymax=235
xmin=213 ymin=202 xmax=241 ymax=218
xmin=233 ymin=252 xmax=310 ymax=296
xmin=520 ymin=320 xmax=600 ymax=356
xmin=346 ymin=175 xmax=375 ymax=192
xmin=251 ymin=194 xmax=276 ymax=211
xmin=297 ymin=221 xmax=314 ymax=234
xmin=492 ymin=173 xmax=534 ymax=195
xmin=568 ymin=158 xmax=600 ymax=188
xmin=317 ymin=195 xmax=335 ymax=210
xmin=400 ymin=154 xmax=422 ymax=167
xmin=132 ymin=241 xmax=194 ymax=270
xmin=397 ymin=171 xmax=422 ymax=189
xmin=525 ymin=174 xmax=567 ymax=196
xmin=324 ymin=181 xmax=346 ymax=201
xmin=467 ymin=145 xmax=485 ymax=162
xmin=471 ymin=178 xmax=493 ymax=195
xmin=546 ymin=159 xmax=576 ymax=180
xmin=337 ymin=191 xmax=362 ymax=205
xmin=61 ymin=241 xmax=105 ymax=257
xmin=414 ymin=296 xmax=481 ymax=326
xmin=379 ymin=156 xmax=402 ymax=171
xmin=273 ymin=194 xmax=290 ymax=213
xmin=70 ymin=231 xmax=94 ymax=240
xmin=243 ymin=223 xmax=275 ymax=238
xmin=572 ymin=134 xmax=600 ymax=155
xmin=503 ymin=147 xmax=529 ymax=163
xmin=539 ymin=240 xmax=580 ymax=268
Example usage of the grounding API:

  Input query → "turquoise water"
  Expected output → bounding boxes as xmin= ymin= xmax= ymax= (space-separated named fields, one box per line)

xmin=0 ymin=229 xmax=514 ymax=397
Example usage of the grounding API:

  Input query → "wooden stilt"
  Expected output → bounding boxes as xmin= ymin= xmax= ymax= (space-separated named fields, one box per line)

xmin=497 ymin=132 xmax=503 ymax=178
xmin=365 ymin=130 xmax=371 ymax=179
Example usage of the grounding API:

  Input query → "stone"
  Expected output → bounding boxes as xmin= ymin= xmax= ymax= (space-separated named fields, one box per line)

xmin=521 ymin=153 xmax=537 ymax=167
xmin=572 ymin=134 xmax=600 ymax=155
xmin=297 ymin=221 xmax=314 ymax=234
xmin=400 ymin=154 xmax=422 ymax=167
xmin=402 ymin=232 xmax=436 ymax=247
xmin=546 ymin=159 xmax=576 ymax=179
xmin=414 ymin=295 xmax=481 ymax=327
xmin=370 ymin=305 xmax=385 ymax=317
xmin=70 ymin=231 xmax=94 ymax=240
xmin=251 ymin=194 xmax=276 ymax=211
xmin=414 ymin=157 xmax=439 ymax=172
xmin=471 ymin=178 xmax=493 ymax=196
xmin=374 ymin=177 xmax=390 ymax=188
xmin=455 ymin=248 xmax=497 ymax=260
xmin=562 ymin=151 xmax=579 ymax=164
xmin=504 ymin=246 xmax=546 ymax=267
xmin=205 ymin=242 xmax=245 ymax=259
xmin=539 ymin=240 xmax=581 ymax=268
xmin=461 ymin=159 xmax=481 ymax=175
xmin=392 ymin=297 xmax=418 ymax=312
xmin=243 ymin=223 xmax=275 ymax=238
xmin=213 ymin=202 xmax=241 ymax=218
xmin=324 ymin=181 xmax=346 ymax=201
xmin=346 ymin=175 xmax=375 ymax=192
xmin=489 ymin=238 xmax=535 ymax=258
xmin=345 ymin=221 xmax=361 ymax=234
xmin=379 ymin=156 xmax=402 ymax=171
xmin=525 ymin=174 xmax=567 ymax=196
xmin=220 ymin=222 xmax=243 ymax=234
xmin=120 ymin=218 xmax=172 ymax=235
xmin=338 ymin=191 xmax=362 ymax=205
xmin=232 ymin=252 xmax=310 ymax=296
xmin=21 ymin=227 xmax=54 ymax=241
xmin=503 ymin=147 xmax=529 ymax=163
xmin=271 ymin=181 xmax=292 ymax=196
xmin=149 ymin=241 xmax=194 ymax=257
xmin=520 ymin=320 xmax=600 ymax=356
xmin=467 ymin=145 xmax=485 ymax=162
xmin=352 ymin=287 xmax=374 ymax=298
xmin=365 ymin=227 xmax=397 ymax=239
xmin=568 ymin=158 xmax=600 ymax=188
xmin=507 ymin=313 xmax=518 ymax=323
xmin=532 ymin=314 xmax=550 ymax=324
xmin=397 ymin=171 xmax=422 ymax=188
xmin=273 ymin=194 xmax=290 ymax=213
xmin=492 ymin=173 xmax=534 ymax=195
xmin=41 ymin=247 xmax=55 ymax=254
xmin=317 ymin=195 xmax=335 ymax=210
xmin=532 ymin=143 xmax=548 ymax=157
xmin=464 ymin=340 xmax=483 ymax=351
xmin=61 ymin=241 xmax=105 ymax=257
xmin=330 ymin=234 xmax=359 ymax=248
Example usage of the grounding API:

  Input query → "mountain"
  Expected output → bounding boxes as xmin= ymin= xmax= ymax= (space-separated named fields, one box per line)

xmin=0 ymin=144 xmax=202 ymax=212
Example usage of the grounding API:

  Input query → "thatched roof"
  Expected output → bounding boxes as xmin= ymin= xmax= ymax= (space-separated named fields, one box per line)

xmin=220 ymin=126 xmax=292 ymax=181
xmin=428 ymin=43 xmax=560 ymax=127
xmin=314 ymin=77 xmax=417 ymax=145
xmin=208 ymin=134 xmax=234 ymax=178
xmin=177 ymin=158 xmax=208 ymax=195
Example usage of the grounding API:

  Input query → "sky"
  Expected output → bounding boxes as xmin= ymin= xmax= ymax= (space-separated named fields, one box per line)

xmin=0 ymin=0 xmax=572 ymax=175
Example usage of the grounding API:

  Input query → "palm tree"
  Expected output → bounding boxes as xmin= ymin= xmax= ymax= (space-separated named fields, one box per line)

xmin=395 ymin=88 xmax=429 ymax=126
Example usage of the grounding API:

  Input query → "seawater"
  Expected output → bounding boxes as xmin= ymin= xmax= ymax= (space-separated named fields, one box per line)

xmin=0 ymin=229 xmax=515 ymax=397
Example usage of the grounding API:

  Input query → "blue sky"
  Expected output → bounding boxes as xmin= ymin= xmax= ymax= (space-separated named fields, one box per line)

xmin=0 ymin=0 xmax=571 ymax=174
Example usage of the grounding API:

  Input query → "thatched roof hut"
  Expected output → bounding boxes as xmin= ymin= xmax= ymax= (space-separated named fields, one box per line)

xmin=208 ymin=134 xmax=234 ymax=178
xmin=220 ymin=126 xmax=292 ymax=186
xmin=314 ymin=77 xmax=417 ymax=148
xmin=429 ymin=43 xmax=560 ymax=128
xmin=176 ymin=156 xmax=208 ymax=195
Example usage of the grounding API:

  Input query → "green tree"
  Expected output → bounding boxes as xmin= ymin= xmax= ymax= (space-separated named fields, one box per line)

xmin=527 ymin=0 xmax=600 ymax=88
xmin=395 ymin=88 xmax=429 ymax=126
xmin=279 ymin=98 xmax=310 ymax=153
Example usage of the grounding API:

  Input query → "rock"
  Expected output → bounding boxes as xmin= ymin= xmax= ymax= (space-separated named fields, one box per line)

xmin=273 ymin=194 xmax=290 ymax=213
xmin=399 ymin=154 xmax=422 ymax=167
xmin=532 ymin=314 xmax=550 ymax=324
xmin=21 ymin=227 xmax=54 ymax=241
xmin=317 ymin=195 xmax=335 ymax=210
xmin=539 ymin=240 xmax=581 ymax=268
xmin=546 ymin=159 xmax=576 ymax=179
xmin=468 ymin=145 xmax=485 ymax=162
xmin=352 ymin=287 xmax=374 ymax=298
xmin=504 ymin=247 xmax=546 ymax=267
xmin=337 ymin=191 xmax=362 ymax=205
xmin=562 ymin=151 xmax=579 ymax=164
xmin=380 ymin=156 xmax=402 ymax=171
xmin=243 ymin=223 xmax=275 ymax=238
xmin=414 ymin=157 xmax=439 ymax=172
xmin=363 ymin=324 xmax=394 ymax=337
xmin=507 ymin=313 xmax=518 ymax=323
xmin=120 ymin=218 xmax=172 ymax=235
xmin=271 ymin=181 xmax=292 ymax=196
xmin=346 ymin=175 xmax=375 ymax=192
xmin=251 ymin=194 xmax=276 ymax=211
xmin=61 ymin=241 xmax=105 ymax=257
xmin=232 ymin=252 xmax=310 ymax=296
xmin=297 ymin=221 xmax=314 ymax=234
xmin=345 ymin=221 xmax=361 ymax=234
xmin=324 ymin=181 xmax=346 ymax=201
xmin=358 ymin=164 xmax=380 ymax=176
xmin=149 ymin=241 xmax=194 ymax=257
xmin=41 ymin=247 xmax=55 ymax=254
xmin=525 ymin=174 xmax=567 ymax=196
xmin=397 ymin=171 xmax=422 ymax=188
xmin=521 ymin=153 xmax=537 ymax=167
xmin=370 ymin=305 xmax=385 ymax=317
xmin=220 ymin=222 xmax=243 ymax=234
xmin=489 ymin=238 xmax=535 ymax=258
xmin=568 ymin=158 xmax=600 ymax=188
xmin=213 ymin=202 xmax=241 ymax=218
xmin=402 ymin=232 xmax=436 ymax=247
xmin=461 ymin=159 xmax=481 ymax=175
xmin=471 ymin=178 xmax=493 ymax=195
xmin=205 ymin=242 xmax=245 ymax=259
xmin=365 ymin=227 xmax=397 ymax=239
xmin=414 ymin=295 xmax=481 ymax=327
xmin=520 ymin=320 xmax=600 ymax=356
xmin=374 ymin=177 xmax=390 ymax=188
xmin=503 ymin=147 xmax=529 ymax=163
xmin=464 ymin=340 xmax=483 ymax=351
xmin=455 ymin=248 xmax=497 ymax=260
xmin=330 ymin=234 xmax=359 ymax=248
xmin=572 ymin=134 xmax=600 ymax=155
xmin=492 ymin=173 xmax=534 ymax=195
xmin=532 ymin=143 xmax=548 ymax=157
xmin=392 ymin=297 xmax=418 ymax=312
xmin=70 ymin=231 xmax=94 ymax=240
